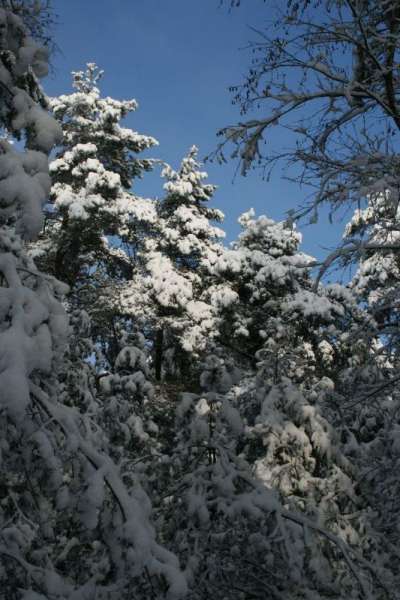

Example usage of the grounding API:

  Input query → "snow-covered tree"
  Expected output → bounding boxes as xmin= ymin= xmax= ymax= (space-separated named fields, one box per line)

xmin=4 ymin=2 xmax=399 ymax=596
xmin=0 ymin=5 xmax=63 ymax=431
xmin=32 ymin=63 xmax=159 ymax=361
xmin=0 ymin=14 xmax=187 ymax=598
xmin=217 ymin=0 xmax=400 ymax=223
xmin=0 ymin=0 xmax=56 ymax=50
xmin=194 ymin=209 xmax=391 ymax=597
xmin=141 ymin=146 xmax=231 ymax=381
xmin=214 ymin=5 xmax=400 ymax=588
xmin=51 ymin=62 xmax=157 ymax=187
xmin=98 ymin=327 xmax=160 ymax=462
xmin=152 ymin=349 xmax=387 ymax=599
xmin=344 ymin=191 xmax=400 ymax=355
xmin=215 ymin=210 xmax=325 ymax=362
xmin=336 ymin=193 xmax=400 ymax=586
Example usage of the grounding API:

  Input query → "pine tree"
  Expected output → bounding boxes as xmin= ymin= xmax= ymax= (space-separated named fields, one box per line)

xmin=98 ymin=326 xmax=160 ymax=462
xmin=339 ymin=194 xmax=400 ymax=583
xmin=195 ymin=210 xmax=389 ymax=598
xmin=142 ymin=146 xmax=229 ymax=382
xmin=32 ymin=63 xmax=159 ymax=362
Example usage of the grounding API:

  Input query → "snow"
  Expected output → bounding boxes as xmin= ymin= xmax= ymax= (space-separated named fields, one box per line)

xmin=146 ymin=252 xmax=194 ymax=307
xmin=1 ymin=7 xmax=396 ymax=598
xmin=0 ymin=21 xmax=188 ymax=599
xmin=0 ymin=142 xmax=52 ymax=239
xmin=285 ymin=289 xmax=343 ymax=318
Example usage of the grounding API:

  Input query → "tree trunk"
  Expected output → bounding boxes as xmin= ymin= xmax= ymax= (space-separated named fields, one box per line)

xmin=154 ymin=327 xmax=164 ymax=381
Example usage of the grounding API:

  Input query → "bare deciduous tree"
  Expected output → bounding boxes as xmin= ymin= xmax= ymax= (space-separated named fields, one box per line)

xmin=215 ymin=0 xmax=400 ymax=222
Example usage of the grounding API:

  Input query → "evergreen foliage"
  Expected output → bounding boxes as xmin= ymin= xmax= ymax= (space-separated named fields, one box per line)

xmin=3 ymin=1 xmax=400 ymax=598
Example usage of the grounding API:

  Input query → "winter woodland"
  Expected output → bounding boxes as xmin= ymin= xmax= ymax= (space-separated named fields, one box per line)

xmin=1 ymin=1 xmax=400 ymax=598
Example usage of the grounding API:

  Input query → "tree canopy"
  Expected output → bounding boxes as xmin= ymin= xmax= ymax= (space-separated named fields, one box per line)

xmin=1 ymin=1 xmax=400 ymax=599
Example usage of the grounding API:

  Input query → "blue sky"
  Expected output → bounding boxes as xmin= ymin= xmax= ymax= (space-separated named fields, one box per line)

xmin=45 ymin=0 xmax=345 ymax=264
